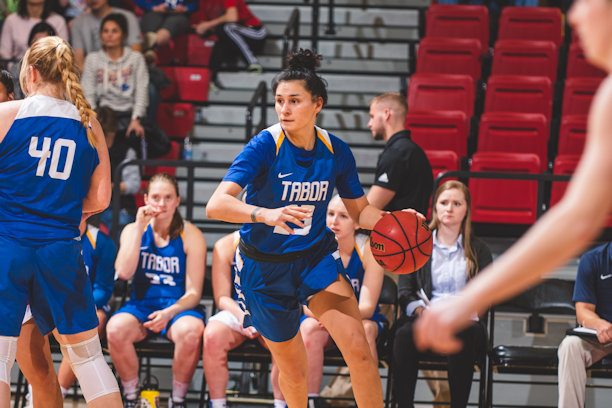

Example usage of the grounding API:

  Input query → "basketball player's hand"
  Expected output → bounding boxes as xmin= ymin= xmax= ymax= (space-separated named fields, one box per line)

xmin=260 ymin=205 xmax=313 ymax=235
xmin=144 ymin=309 xmax=172 ymax=333
xmin=401 ymin=208 xmax=427 ymax=223
xmin=136 ymin=205 xmax=161 ymax=227
xmin=413 ymin=295 xmax=473 ymax=354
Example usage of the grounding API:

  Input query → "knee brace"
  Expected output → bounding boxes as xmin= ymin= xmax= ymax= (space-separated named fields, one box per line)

xmin=60 ymin=334 xmax=119 ymax=402
xmin=0 ymin=336 xmax=17 ymax=387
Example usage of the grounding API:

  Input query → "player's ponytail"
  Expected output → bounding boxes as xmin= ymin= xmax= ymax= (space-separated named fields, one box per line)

xmin=20 ymin=36 xmax=97 ymax=147
xmin=147 ymin=173 xmax=184 ymax=240
xmin=272 ymin=48 xmax=328 ymax=106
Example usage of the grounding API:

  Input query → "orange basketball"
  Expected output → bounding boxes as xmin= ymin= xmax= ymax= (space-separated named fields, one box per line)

xmin=370 ymin=211 xmax=433 ymax=274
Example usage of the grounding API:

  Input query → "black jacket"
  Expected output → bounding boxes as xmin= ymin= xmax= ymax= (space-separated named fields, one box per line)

xmin=398 ymin=235 xmax=493 ymax=315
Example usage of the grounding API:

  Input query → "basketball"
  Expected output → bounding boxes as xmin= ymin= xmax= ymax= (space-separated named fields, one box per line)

xmin=370 ymin=211 xmax=433 ymax=274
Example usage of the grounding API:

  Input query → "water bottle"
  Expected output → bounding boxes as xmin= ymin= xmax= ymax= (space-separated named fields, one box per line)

xmin=183 ymin=133 xmax=193 ymax=161
xmin=140 ymin=376 xmax=160 ymax=408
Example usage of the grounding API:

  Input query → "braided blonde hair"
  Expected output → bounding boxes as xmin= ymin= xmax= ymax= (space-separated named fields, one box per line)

xmin=19 ymin=36 xmax=97 ymax=146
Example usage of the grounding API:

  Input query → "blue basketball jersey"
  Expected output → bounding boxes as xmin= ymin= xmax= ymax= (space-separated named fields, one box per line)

xmin=82 ymin=224 xmax=117 ymax=309
xmin=0 ymin=95 xmax=99 ymax=241
xmin=132 ymin=224 xmax=187 ymax=300
xmin=344 ymin=233 xmax=381 ymax=316
xmin=223 ymin=124 xmax=364 ymax=254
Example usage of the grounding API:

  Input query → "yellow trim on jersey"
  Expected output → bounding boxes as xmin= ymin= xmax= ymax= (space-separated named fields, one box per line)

xmin=86 ymin=230 xmax=96 ymax=250
xmin=316 ymin=128 xmax=334 ymax=154
xmin=354 ymin=242 xmax=363 ymax=262
xmin=276 ymin=131 xmax=286 ymax=155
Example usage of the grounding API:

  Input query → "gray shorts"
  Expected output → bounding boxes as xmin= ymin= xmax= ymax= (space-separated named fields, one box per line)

xmin=140 ymin=12 xmax=190 ymax=37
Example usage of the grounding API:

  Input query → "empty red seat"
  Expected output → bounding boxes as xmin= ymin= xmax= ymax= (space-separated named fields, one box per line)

xmin=416 ymin=37 xmax=482 ymax=81
xmin=550 ymin=154 xmax=580 ymax=207
xmin=477 ymin=112 xmax=549 ymax=171
xmin=159 ymin=67 xmax=211 ymax=102
xmin=566 ymin=42 xmax=607 ymax=78
xmin=484 ymin=75 xmax=553 ymax=121
xmin=425 ymin=149 xmax=460 ymax=181
xmin=557 ymin=114 xmax=587 ymax=156
xmin=498 ymin=7 xmax=563 ymax=47
xmin=407 ymin=73 xmax=475 ymax=117
xmin=405 ymin=110 xmax=469 ymax=157
xmin=425 ymin=4 xmax=490 ymax=51
xmin=143 ymin=141 xmax=181 ymax=178
xmin=491 ymin=39 xmax=558 ymax=82
xmin=470 ymin=152 xmax=541 ymax=224
xmin=157 ymin=103 xmax=196 ymax=139
xmin=562 ymin=77 xmax=602 ymax=116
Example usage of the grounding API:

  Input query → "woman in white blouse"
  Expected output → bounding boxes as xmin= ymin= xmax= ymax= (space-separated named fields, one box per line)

xmin=392 ymin=180 xmax=492 ymax=408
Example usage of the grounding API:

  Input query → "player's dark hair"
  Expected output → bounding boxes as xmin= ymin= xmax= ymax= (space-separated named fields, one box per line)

xmin=272 ymin=49 xmax=328 ymax=106
xmin=0 ymin=70 xmax=14 ymax=96
xmin=18 ymin=0 xmax=52 ymax=19
xmin=28 ymin=22 xmax=56 ymax=46
xmin=146 ymin=173 xmax=184 ymax=239
xmin=100 ymin=13 xmax=128 ymax=42
xmin=95 ymin=106 xmax=118 ymax=135
xmin=430 ymin=180 xmax=478 ymax=279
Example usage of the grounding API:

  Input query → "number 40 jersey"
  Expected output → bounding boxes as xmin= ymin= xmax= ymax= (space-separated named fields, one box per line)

xmin=0 ymin=95 xmax=99 ymax=241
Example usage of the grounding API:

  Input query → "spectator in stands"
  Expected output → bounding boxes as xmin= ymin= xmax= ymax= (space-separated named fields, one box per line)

xmin=0 ymin=69 xmax=14 ymax=101
xmin=137 ymin=0 xmax=197 ymax=63
xmin=557 ymin=242 xmax=612 ymax=408
xmin=70 ymin=0 xmax=141 ymax=72
xmin=107 ymin=173 xmax=206 ymax=408
xmin=393 ymin=180 xmax=491 ymax=408
xmin=57 ymin=219 xmax=117 ymax=400
xmin=95 ymin=106 xmax=141 ymax=234
xmin=203 ymin=230 xmax=286 ymax=408
xmin=367 ymin=92 xmax=433 ymax=215
xmin=81 ymin=13 xmax=149 ymax=142
xmin=9 ymin=21 xmax=56 ymax=99
xmin=194 ymin=0 xmax=266 ymax=89
xmin=0 ymin=0 xmax=67 ymax=63
xmin=300 ymin=195 xmax=385 ymax=406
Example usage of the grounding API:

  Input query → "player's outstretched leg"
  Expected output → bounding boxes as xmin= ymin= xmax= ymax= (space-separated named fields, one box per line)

xmin=309 ymin=277 xmax=384 ymax=408
xmin=263 ymin=334 xmax=309 ymax=408
xmin=54 ymin=328 xmax=122 ymax=407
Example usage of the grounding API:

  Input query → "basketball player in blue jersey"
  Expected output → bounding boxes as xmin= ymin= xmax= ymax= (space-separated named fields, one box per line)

xmin=58 ymin=222 xmax=117 ymax=400
xmin=107 ymin=173 xmax=206 ymax=408
xmin=0 ymin=36 xmax=122 ymax=407
xmin=204 ymin=231 xmax=286 ymax=408
xmin=414 ymin=0 xmax=612 ymax=354
xmin=300 ymin=195 xmax=386 ymax=403
xmin=206 ymin=49 xmax=407 ymax=408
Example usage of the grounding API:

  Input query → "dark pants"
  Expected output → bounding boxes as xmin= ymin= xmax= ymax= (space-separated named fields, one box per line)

xmin=209 ymin=23 xmax=267 ymax=78
xmin=392 ymin=315 xmax=486 ymax=408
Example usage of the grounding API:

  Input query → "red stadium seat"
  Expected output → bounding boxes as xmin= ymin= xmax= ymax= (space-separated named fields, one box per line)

xmin=405 ymin=110 xmax=469 ymax=157
xmin=425 ymin=4 xmax=490 ymax=51
xmin=416 ymin=37 xmax=483 ymax=81
xmin=562 ymin=77 xmax=602 ymax=116
xmin=491 ymin=39 xmax=558 ymax=82
xmin=157 ymin=103 xmax=196 ymax=139
xmin=159 ymin=67 xmax=211 ymax=102
xmin=407 ymin=73 xmax=475 ymax=117
xmin=470 ymin=152 xmax=541 ymax=224
xmin=557 ymin=114 xmax=587 ymax=156
xmin=498 ymin=7 xmax=563 ymax=47
xmin=477 ymin=112 xmax=549 ymax=171
xmin=156 ymin=34 xmax=216 ymax=66
xmin=143 ymin=141 xmax=181 ymax=178
xmin=425 ymin=149 xmax=460 ymax=181
xmin=484 ymin=75 xmax=553 ymax=121
xmin=566 ymin=42 xmax=607 ymax=78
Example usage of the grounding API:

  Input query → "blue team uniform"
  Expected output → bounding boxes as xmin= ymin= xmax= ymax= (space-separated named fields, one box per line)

xmin=115 ymin=224 xmax=205 ymax=336
xmin=0 ymin=95 xmax=100 ymax=336
xmin=223 ymin=123 xmax=364 ymax=342
xmin=343 ymin=233 xmax=387 ymax=333
xmin=82 ymin=225 xmax=117 ymax=315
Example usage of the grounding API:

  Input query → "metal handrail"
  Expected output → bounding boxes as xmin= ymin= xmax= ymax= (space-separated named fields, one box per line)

xmin=245 ymin=81 xmax=268 ymax=141
xmin=281 ymin=8 xmax=300 ymax=68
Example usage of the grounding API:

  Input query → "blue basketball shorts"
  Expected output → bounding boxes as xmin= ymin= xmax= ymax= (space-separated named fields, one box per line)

xmin=115 ymin=298 xmax=206 ymax=337
xmin=0 ymin=235 xmax=99 ymax=336
xmin=234 ymin=240 xmax=349 ymax=343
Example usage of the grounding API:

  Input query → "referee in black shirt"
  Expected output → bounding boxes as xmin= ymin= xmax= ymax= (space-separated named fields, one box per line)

xmin=366 ymin=92 xmax=433 ymax=215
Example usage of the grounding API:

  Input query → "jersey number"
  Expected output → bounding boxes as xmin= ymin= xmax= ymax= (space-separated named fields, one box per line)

xmin=28 ymin=137 xmax=76 ymax=180
xmin=145 ymin=272 xmax=176 ymax=286
xmin=273 ymin=205 xmax=314 ymax=236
